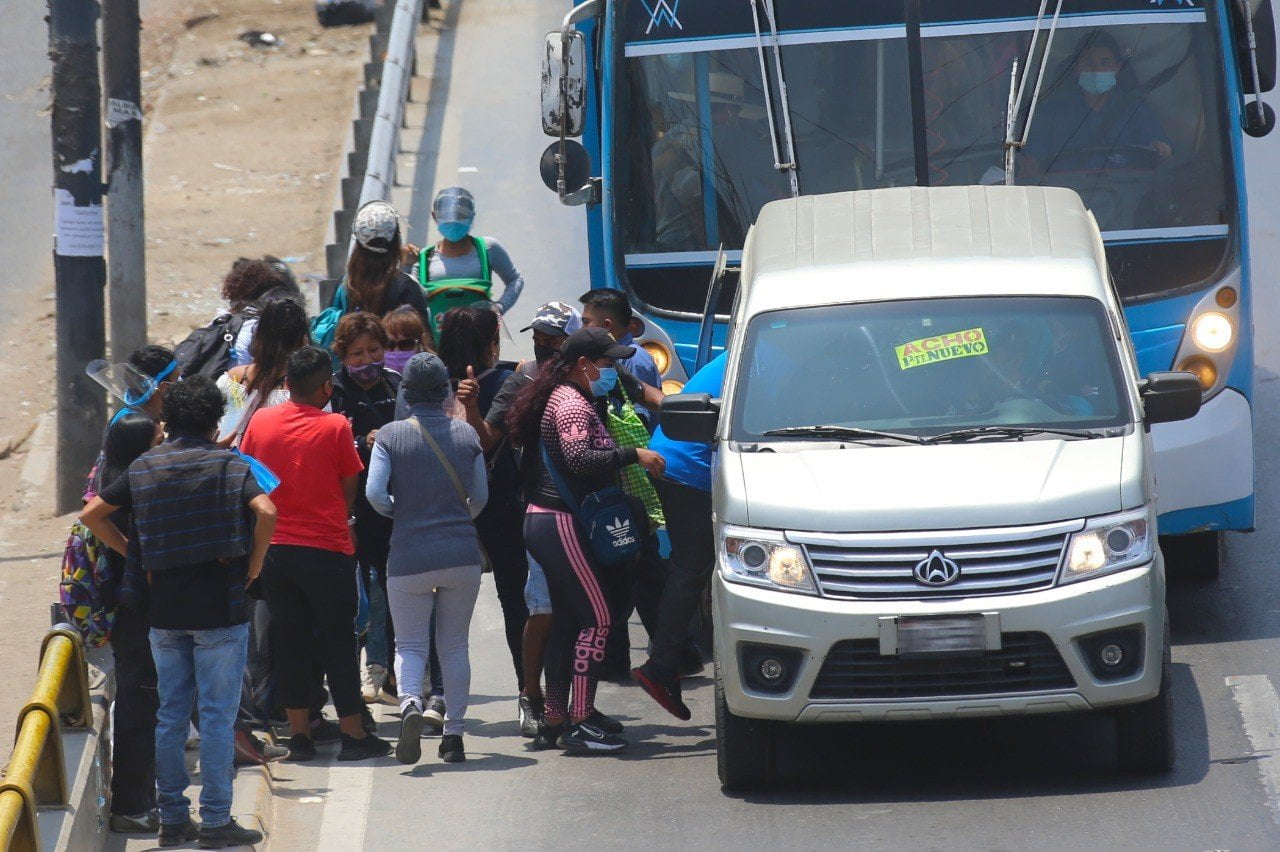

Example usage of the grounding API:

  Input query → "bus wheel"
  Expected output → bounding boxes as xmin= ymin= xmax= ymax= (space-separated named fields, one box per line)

xmin=715 ymin=663 xmax=777 ymax=791
xmin=1164 ymin=531 xmax=1224 ymax=581
xmin=1115 ymin=654 xmax=1175 ymax=774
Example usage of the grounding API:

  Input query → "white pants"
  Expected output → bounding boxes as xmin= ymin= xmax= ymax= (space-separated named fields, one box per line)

xmin=387 ymin=565 xmax=482 ymax=736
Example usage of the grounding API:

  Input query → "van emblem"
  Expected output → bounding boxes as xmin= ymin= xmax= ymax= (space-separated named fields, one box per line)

xmin=913 ymin=550 xmax=961 ymax=586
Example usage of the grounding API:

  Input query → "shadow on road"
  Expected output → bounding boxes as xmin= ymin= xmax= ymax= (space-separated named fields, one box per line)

xmin=720 ymin=661 xmax=1207 ymax=805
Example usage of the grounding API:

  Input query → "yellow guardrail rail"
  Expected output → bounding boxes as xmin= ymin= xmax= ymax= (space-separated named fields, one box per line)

xmin=0 ymin=625 xmax=93 ymax=852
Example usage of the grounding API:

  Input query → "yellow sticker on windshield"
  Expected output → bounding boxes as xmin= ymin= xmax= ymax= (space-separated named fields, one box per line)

xmin=896 ymin=327 xmax=989 ymax=370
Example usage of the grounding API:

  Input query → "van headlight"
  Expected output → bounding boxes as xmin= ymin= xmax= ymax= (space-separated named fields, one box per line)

xmin=1059 ymin=506 xmax=1154 ymax=585
xmin=719 ymin=524 xmax=817 ymax=594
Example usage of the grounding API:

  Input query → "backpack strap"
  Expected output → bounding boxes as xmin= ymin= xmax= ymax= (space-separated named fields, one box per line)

xmin=539 ymin=444 xmax=580 ymax=513
xmin=472 ymin=236 xmax=491 ymax=282
xmin=418 ymin=247 xmax=433 ymax=285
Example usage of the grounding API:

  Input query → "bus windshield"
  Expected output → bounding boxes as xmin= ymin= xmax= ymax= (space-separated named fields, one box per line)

xmin=617 ymin=1 xmax=1235 ymax=304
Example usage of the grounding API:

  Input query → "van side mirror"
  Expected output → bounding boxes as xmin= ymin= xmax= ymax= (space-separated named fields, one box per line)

xmin=1140 ymin=372 xmax=1202 ymax=424
xmin=660 ymin=393 xmax=721 ymax=443
xmin=541 ymin=30 xmax=586 ymax=137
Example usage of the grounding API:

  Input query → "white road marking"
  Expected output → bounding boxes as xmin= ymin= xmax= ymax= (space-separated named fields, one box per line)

xmin=1226 ymin=675 xmax=1280 ymax=824
xmin=316 ymin=765 xmax=375 ymax=850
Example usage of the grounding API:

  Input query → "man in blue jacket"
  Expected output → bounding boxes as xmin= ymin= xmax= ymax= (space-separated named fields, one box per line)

xmin=632 ymin=352 xmax=727 ymax=720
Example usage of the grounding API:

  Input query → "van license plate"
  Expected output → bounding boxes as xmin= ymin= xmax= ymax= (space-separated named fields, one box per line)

xmin=896 ymin=616 xmax=986 ymax=656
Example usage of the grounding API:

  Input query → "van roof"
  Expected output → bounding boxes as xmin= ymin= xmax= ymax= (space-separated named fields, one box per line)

xmin=749 ymin=185 xmax=1102 ymax=273
xmin=741 ymin=186 xmax=1111 ymax=312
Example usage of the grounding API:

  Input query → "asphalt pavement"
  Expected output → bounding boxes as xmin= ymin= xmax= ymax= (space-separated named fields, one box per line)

xmin=0 ymin=5 xmax=54 ymax=324
xmin=268 ymin=1 xmax=1280 ymax=848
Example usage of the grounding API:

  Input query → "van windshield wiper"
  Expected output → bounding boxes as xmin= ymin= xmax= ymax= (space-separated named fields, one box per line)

xmin=762 ymin=425 xmax=925 ymax=444
xmin=924 ymin=425 xmax=1101 ymax=444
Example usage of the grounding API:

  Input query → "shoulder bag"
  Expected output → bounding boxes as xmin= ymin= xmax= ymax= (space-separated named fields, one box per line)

xmin=540 ymin=444 xmax=642 ymax=569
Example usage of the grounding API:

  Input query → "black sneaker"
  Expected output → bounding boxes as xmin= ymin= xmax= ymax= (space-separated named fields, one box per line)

xmin=632 ymin=661 xmax=692 ymax=721
xmin=285 ymin=734 xmax=317 ymax=762
xmin=198 ymin=816 xmax=263 ymax=849
xmin=680 ymin=644 xmax=707 ymax=678
xmin=518 ymin=695 xmax=542 ymax=739
xmin=396 ymin=702 xmax=424 ymax=765
xmin=310 ymin=716 xmax=342 ymax=744
xmin=533 ymin=720 xmax=564 ymax=750
xmin=584 ymin=709 xmax=624 ymax=735
xmin=158 ymin=818 xmax=199 ymax=847
xmin=438 ymin=734 xmax=465 ymax=763
xmin=337 ymin=732 xmax=392 ymax=762
xmin=558 ymin=721 xmax=627 ymax=754
xmin=359 ymin=705 xmax=378 ymax=734
xmin=423 ymin=695 xmax=446 ymax=732
xmin=109 ymin=810 xmax=159 ymax=833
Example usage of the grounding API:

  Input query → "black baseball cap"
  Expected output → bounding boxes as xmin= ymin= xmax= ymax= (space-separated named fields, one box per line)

xmin=560 ymin=327 xmax=635 ymax=362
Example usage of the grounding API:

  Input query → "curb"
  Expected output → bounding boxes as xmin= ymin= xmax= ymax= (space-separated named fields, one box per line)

xmin=233 ymin=759 xmax=278 ymax=849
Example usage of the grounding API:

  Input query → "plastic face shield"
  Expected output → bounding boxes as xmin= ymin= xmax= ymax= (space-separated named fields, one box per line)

xmin=432 ymin=188 xmax=476 ymax=224
xmin=86 ymin=359 xmax=178 ymax=423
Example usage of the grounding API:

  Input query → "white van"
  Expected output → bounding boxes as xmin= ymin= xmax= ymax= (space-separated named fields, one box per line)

xmin=660 ymin=186 xmax=1203 ymax=790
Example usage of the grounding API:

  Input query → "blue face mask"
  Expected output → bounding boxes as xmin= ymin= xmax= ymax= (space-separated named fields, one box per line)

xmin=590 ymin=366 xmax=618 ymax=397
xmin=1078 ymin=71 xmax=1117 ymax=96
xmin=439 ymin=219 xmax=473 ymax=242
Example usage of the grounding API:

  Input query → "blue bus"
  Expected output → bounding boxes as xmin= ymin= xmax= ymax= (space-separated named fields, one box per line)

xmin=543 ymin=0 xmax=1275 ymax=575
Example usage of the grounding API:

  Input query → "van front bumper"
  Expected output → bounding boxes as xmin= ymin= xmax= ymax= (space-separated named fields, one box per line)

xmin=712 ymin=558 xmax=1165 ymax=724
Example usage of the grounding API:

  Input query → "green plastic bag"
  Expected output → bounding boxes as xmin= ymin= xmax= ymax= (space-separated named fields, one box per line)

xmin=606 ymin=401 xmax=664 ymax=528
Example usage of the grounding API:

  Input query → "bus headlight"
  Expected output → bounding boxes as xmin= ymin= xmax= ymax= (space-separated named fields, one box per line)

xmin=1190 ymin=312 xmax=1233 ymax=353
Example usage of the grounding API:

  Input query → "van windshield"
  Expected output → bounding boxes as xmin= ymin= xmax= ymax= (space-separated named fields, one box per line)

xmin=732 ymin=296 xmax=1131 ymax=441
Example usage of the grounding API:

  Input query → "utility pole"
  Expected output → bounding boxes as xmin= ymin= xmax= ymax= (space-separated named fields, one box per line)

xmin=48 ymin=0 xmax=106 ymax=514
xmin=103 ymin=0 xmax=146 ymax=363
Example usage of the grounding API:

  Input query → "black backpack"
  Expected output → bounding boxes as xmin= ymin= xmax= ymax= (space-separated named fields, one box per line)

xmin=174 ymin=313 xmax=247 ymax=380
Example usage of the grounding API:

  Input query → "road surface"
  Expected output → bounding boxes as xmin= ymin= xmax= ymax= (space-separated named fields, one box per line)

xmin=268 ymin=1 xmax=1280 ymax=848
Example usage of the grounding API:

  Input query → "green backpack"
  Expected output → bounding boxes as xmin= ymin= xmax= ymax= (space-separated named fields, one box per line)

xmin=418 ymin=236 xmax=493 ymax=335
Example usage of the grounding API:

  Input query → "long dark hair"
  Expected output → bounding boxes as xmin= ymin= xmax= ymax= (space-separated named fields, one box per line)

xmin=345 ymin=235 xmax=403 ymax=315
xmin=247 ymin=298 xmax=309 ymax=399
xmin=506 ymin=354 xmax=578 ymax=449
xmin=437 ymin=306 xmax=499 ymax=380
xmin=100 ymin=412 xmax=157 ymax=486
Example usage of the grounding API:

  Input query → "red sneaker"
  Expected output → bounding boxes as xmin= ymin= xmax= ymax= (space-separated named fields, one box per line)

xmin=631 ymin=662 xmax=692 ymax=721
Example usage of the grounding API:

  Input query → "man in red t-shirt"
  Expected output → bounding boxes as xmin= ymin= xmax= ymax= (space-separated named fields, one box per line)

xmin=241 ymin=346 xmax=391 ymax=762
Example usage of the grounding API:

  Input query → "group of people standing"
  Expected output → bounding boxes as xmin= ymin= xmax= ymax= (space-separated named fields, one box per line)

xmin=77 ymin=187 xmax=725 ymax=846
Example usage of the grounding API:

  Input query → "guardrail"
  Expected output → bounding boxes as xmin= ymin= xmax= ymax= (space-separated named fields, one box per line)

xmin=323 ymin=0 xmax=427 ymax=300
xmin=0 ymin=625 xmax=93 ymax=852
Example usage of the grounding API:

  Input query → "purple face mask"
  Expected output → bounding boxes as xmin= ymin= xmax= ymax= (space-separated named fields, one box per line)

xmin=383 ymin=350 xmax=416 ymax=374
xmin=347 ymin=361 xmax=384 ymax=384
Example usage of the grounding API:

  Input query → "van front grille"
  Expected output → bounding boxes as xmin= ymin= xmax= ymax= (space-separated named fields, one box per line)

xmin=810 ymin=632 xmax=1075 ymax=699
xmin=789 ymin=519 xmax=1081 ymax=601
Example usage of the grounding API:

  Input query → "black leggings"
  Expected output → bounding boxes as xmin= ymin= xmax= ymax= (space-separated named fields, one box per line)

xmin=523 ymin=509 xmax=612 ymax=721
xmin=475 ymin=496 xmax=529 ymax=691
xmin=261 ymin=545 xmax=363 ymax=719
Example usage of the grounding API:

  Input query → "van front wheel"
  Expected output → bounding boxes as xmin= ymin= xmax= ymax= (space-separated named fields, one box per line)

xmin=715 ymin=664 xmax=777 ymax=791
xmin=1114 ymin=657 xmax=1175 ymax=774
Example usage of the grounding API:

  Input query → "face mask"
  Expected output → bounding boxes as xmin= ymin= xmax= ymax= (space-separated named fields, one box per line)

xmin=590 ymin=366 xmax=618 ymax=397
xmin=347 ymin=361 xmax=384 ymax=383
xmin=384 ymin=350 xmax=415 ymax=374
xmin=1078 ymin=71 xmax=1117 ymax=96
xmin=439 ymin=220 xmax=473 ymax=242
xmin=534 ymin=343 xmax=558 ymax=365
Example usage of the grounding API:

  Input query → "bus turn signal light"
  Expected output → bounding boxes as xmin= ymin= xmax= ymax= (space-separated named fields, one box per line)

xmin=642 ymin=341 xmax=671 ymax=375
xmin=1215 ymin=286 xmax=1238 ymax=308
xmin=1178 ymin=355 xmax=1218 ymax=391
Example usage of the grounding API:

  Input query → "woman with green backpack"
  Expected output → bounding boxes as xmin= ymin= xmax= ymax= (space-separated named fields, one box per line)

xmin=418 ymin=187 xmax=525 ymax=335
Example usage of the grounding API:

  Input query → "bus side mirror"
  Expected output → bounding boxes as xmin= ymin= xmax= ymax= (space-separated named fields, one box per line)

xmin=1245 ymin=100 xmax=1276 ymax=137
xmin=1140 ymin=372 xmax=1202 ymax=425
xmin=541 ymin=30 xmax=586 ymax=137
xmin=660 ymin=394 xmax=721 ymax=443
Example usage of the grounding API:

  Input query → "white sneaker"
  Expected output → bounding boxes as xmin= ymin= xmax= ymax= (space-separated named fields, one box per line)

xmin=361 ymin=663 xmax=387 ymax=704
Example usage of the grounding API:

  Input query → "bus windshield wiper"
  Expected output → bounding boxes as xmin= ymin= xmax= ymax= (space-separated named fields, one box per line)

xmin=762 ymin=425 xmax=925 ymax=444
xmin=924 ymin=425 xmax=1101 ymax=444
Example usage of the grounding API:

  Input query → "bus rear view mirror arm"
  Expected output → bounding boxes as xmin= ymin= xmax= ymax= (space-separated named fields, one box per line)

xmin=660 ymin=393 xmax=721 ymax=443
xmin=1139 ymin=372 xmax=1203 ymax=425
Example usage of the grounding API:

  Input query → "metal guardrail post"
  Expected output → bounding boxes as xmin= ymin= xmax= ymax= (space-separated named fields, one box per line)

xmin=0 ymin=625 xmax=94 ymax=850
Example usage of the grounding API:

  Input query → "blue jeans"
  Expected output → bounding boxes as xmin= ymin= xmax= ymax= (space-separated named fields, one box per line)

xmin=150 ymin=623 xmax=250 ymax=827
